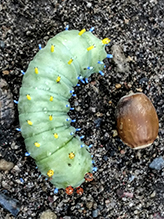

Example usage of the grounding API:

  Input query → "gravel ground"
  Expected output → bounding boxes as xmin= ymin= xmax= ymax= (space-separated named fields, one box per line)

xmin=0 ymin=0 xmax=164 ymax=218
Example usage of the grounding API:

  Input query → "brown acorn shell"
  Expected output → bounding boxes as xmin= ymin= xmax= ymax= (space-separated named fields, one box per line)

xmin=116 ymin=92 xmax=159 ymax=149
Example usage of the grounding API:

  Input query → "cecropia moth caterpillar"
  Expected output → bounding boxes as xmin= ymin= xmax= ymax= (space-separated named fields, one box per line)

xmin=17 ymin=27 xmax=112 ymax=194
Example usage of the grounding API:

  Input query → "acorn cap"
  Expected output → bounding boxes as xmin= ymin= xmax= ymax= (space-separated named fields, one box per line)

xmin=116 ymin=92 xmax=159 ymax=149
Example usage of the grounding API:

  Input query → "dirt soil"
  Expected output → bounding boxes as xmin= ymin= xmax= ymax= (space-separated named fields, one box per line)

xmin=0 ymin=0 xmax=164 ymax=218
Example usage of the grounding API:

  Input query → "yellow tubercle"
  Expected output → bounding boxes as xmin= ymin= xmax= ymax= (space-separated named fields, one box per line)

xmin=34 ymin=142 xmax=40 ymax=147
xmin=87 ymin=45 xmax=94 ymax=51
xmin=51 ymin=45 xmax=55 ymax=52
xmin=49 ymin=115 xmax=53 ymax=121
xmin=69 ymin=152 xmax=75 ymax=159
xmin=47 ymin=169 xmax=54 ymax=177
xmin=27 ymin=120 xmax=33 ymax=125
xmin=50 ymin=96 xmax=53 ymax=102
xmin=34 ymin=67 xmax=38 ymax=74
xmin=26 ymin=94 xmax=31 ymax=100
xmin=56 ymin=76 xmax=61 ymax=83
xmin=102 ymin=38 xmax=111 ymax=45
xmin=68 ymin=58 xmax=73 ymax=65
xmin=54 ymin=133 xmax=58 ymax=139
xmin=78 ymin=29 xmax=86 ymax=36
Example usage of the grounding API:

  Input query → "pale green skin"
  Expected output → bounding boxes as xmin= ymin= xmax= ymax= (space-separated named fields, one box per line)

xmin=18 ymin=30 xmax=107 ymax=189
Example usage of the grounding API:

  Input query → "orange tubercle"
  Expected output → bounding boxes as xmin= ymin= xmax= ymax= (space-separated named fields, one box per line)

xmin=65 ymin=186 xmax=74 ymax=195
xmin=84 ymin=172 xmax=93 ymax=182
xmin=76 ymin=187 xmax=84 ymax=195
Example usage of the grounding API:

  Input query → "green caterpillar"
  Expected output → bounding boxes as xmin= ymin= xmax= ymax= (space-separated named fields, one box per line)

xmin=18 ymin=27 xmax=111 ymax=194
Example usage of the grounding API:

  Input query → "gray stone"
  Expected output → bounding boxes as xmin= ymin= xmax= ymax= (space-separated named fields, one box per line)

xmin=149 ymin=157 xmax=164 ymax=170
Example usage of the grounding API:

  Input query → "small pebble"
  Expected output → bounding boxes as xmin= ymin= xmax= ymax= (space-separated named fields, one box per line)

xmin=92 ymin=209 xmax=99 ymax=218
xmin=87 ymin=2 xmax=92 ymax=8
xmin=115 ymin=83 xmax=122 ymax=89
xmin=0 ymin=192 xmax=20 ymax=216
xmin=0 ymin=40 xmax=5 ymax=48
xmin=0 ymin=159 xmax=14 ymax=171
xmin=103 ymin=155 xmax=108 ymax=161
xmin=139 ymin=77 xmax=148 ymax=84
xmin=123 ymin=192 xmax=134 ymax=198
xmin=94 ymin=118 xmax=102 ymax=128
xmin=150 ymin=190 xmax=156 ymax=198
xmin=2 ymin=70 xmax=9 ymax=75
xmin=86 ymin=201 xmax=93 ymax=209
xmin=111 ymin=44 xmax=130 ymax=73
xmin=40 ymin=209 xmax=57 ymax=219
xmin=149 ymin=157 xmax=164 ymax=170
xmin=128 ymin=175 xmax=135 ymax=182
xmin=112 ymin=129 xmax=118 ymax=137
xmin=153 ymin=213 xmax=164 ymax=219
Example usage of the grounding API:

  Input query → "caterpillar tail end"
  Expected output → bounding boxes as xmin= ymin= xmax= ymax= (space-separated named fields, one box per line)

xmin=65 ymin=172 xmax=93 ymax=195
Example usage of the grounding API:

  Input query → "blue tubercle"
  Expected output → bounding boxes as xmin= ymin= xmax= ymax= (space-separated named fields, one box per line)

xmin=107 ymin=54 xmax=113 ymax=58
xmin=70 ymin=90 xmax=74 ymax=94
xmin=85 ymin=78 xmax=88 ymax=83
xmin=77 ymin=76 xmax=85 ymax=84
xmin=65 ymin=25 xmax=69 ymax=30
xmin=93 ymin=167 xmax=98 ymax=172
xmin=81 ymin=79 xmax=85 ymax=83
xmin=99 ymin=70 xmax=104 ymax=76
xmin=21 ymin=70 xmax=25 ymax=75
xmin=14 ymin=100 xmax=18 ymax=104
xmin=54 ymin=188 xmax=59 ymax=194
xmin=87 ymin=66 xmax=93 ymax=70
xmin=89 ymin=27 xmax=94 ymax=32
xmin=16 ymin=128 xmax=21 ymax=132
xmin=25 ymin=152 xmax=30 ymax=156
xmin=97 ymin=61 xmax=103 ymax=64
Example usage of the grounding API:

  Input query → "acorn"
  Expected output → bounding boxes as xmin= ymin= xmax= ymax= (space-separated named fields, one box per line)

xmin=115 ymin=92 xmax=159 ymax=149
